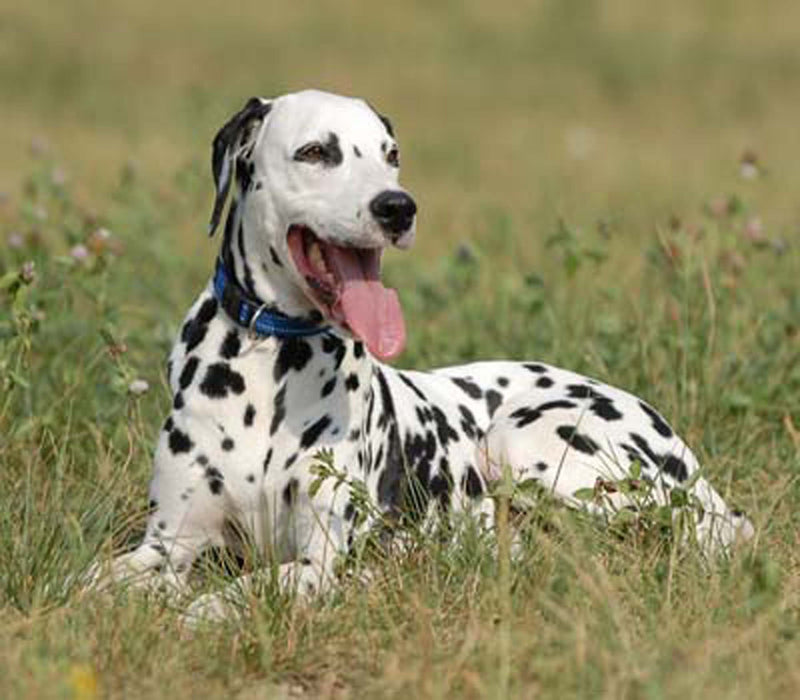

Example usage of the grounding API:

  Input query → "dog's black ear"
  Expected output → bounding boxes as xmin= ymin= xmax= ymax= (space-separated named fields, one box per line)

xmin=377 ymin=113 xmax=394 ymax=138
xmin=208 ymin=97 xmax=272 ymax=236
xmin=366 ymin=101 xmax=395 ymax=139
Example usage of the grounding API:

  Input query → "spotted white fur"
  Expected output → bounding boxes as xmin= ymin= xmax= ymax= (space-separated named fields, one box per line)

xmin=86 ymin=90 xmax=753 ymax=622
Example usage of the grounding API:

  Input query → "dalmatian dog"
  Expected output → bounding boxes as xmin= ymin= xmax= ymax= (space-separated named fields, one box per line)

xmin=87 ymin=90 xmax=753 ymax=621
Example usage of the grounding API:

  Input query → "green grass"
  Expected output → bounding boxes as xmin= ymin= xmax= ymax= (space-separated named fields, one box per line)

xmin=2 ymin=1 xmax=800 ymax=697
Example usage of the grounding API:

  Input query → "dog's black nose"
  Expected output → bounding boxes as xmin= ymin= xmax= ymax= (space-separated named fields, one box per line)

xmin=369 ymin=190 xmax=417 ymax=236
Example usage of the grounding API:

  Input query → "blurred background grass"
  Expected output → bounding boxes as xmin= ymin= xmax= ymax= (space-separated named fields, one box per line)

xmin=2 ymin=0 xmax=799 ymax=261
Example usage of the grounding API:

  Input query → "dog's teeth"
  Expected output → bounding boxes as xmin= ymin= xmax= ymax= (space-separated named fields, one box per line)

xmin=308 ymin=242 xmax=326 ymax=272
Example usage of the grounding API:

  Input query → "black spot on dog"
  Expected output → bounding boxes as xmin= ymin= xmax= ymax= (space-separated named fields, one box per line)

xmin=621 ymin=443 xmax=646 ymax=468
xmin=196 ymin=297 xmax=219 ymax=326
xmin=536 ymin=376 xmax=554 ymax=388
xmin=556 ymin=425 xmax=600 ymax=455
xmin=173 ymin=392 xmax=185 ymax=410
xmin=269 ymin=246 xmax=283 ymax=267
xmin=283 ymin=478 xmax=299 ymax=506
xmin=184 ymin=323 xmax=208 ymax=353
xmin=629 ymin=433 xmax=687 ymax=481
xmin=221 ymin=437 xmax=234 ymax=451
xmin=344 ymin=501 xmax=356 ymax=521
xmin=662 ymin=454 xmax=689 ymax=482
xmin=270 ymin=385 xmax=287 ymax=435
xmin=638 ymin=401 xmax=674 ymax=438
xmin=322 ymin=335 xmax=341 ymax=354
xmin=567 ymin=384 xmax=623 ymax=421
xmin=345 ymin=373 xmax=360 ymax=392
xmin=485 ymin=389 xmax=502 ymax=418
xmin=497 ymin=376 xmax=509 ymax=387
xmin=148 ymin=499 xmax=158 ymax=513
xmin=375 ymin=368 xmax=397 ymax=430
xmin=163 ymin=416 xmax=174 ymax=432
xmin=566 ymin=384 xmax=592 ymax=399
xmin=353 ymin=145 xmax=362 ymax=158
xmin=429 ymin=474 xmax=452 ymax=510
xmin=169 ymin=428 xmax=193 ymax=454
xmin=197 ymin=454 xmax=209 ymax=466
xmin=220 ymin=330 xmax=241 ymax=359
xmin=430 ymin=457 xmax=454 ymax=510
xmin=535 ymin=461 xmax=549 ymax=472
xmin=324 ymin=132 xmax=343 ymax=166
xmin=274 ymin=338 xmax=313 ymax=382
xmin=377 ymin=423 xmax=404 ymax=509
xmin=200 ymin=362 xmax=246 ymax=398
xmin=150 ymin=543 xmax=167 ymax=557
xmin=301 ymin=415 xmax=332 ymax=449
xmin=205 ymin=466 xmax=224 ymax=495
xmin=353 ymin=342 xmax=364 ymax=359
xmin=509 ymin=400 xmax=577 ymax=428
xmin=591 ymin=397 xmax=623 ymax=421
xmin=244 ymin=403 xmax=256 ymax=427
xmin=179 ymin=356 xmax=200 ymax=390
xmin=431 ymin=406 xmax=459 ymax=447
xmin=321 ymin=376 xmax=337 ymax=398
xmin=451 ymin=376 xmax=483 ymax=400
xmin=398 ymin=372 xmax=427 ymax=401
xmin=458 ymin=404 xmax=478 ymax=439
xmin=183 ymin=298 xmax=217 ymax=351
xmin=246 ymin=473 xmax=255 ymax=483
xmin=263 ymin=447 xmax=273 ymax=473
xmin=462 ymin=467 xmax=484 ymax=497
xmin=524 ymin=363 xmax=548 ymax=374
xmin=157 ymin=520 xmax=167 ymax=531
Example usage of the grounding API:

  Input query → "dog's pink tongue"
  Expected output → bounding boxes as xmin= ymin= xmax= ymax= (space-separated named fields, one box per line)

xmin=326 ymin=246 xmax=406 ymax=360
xmin=340 ymin=281 xmax=405 ymax=360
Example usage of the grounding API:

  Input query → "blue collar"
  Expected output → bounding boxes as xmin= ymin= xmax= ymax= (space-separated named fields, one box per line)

xmin=213 ymin=258 xmax=329 ymax=338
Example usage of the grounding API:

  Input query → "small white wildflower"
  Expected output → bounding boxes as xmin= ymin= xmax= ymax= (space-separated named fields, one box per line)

xmin=740 ymin=162 xmax=759 ymax=180
xmin=29 ymin=137 xmax=50 ymax=158
xmin=565 ymin=126 xmax=597 ymax=161
xmin=94 ymin=227 xmax=111 ymax=240
xmin=7 ymin=232 xmax=24 ymax=249
xmin=128 ymin=379 xmax=150 ymax=395
xmin=32 ymin=205 xmax=47 ymax=222
xmin=51 ymin=167 xmax=68 ymax=187
xmin=739 ymin=150 xmax=760 ymax=180
xmin=772 ymin=237 xmax=788 ymax=255
xmin=743 ymin=216 xmax=767 ymax=245
xmin=70 ymin=244 xmax=90 ymax=261
xmin=708 ymin=196 xmax=728 ymax=218
xmin=20 ymin=261 xmax=36 ymax=284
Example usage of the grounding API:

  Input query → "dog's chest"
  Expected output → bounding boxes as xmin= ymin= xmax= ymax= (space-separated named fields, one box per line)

xmin=164 ymin=291 xmax=374 ymax=494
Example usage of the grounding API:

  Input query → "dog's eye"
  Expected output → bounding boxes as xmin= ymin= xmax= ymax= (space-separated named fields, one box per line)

xmin=386 ymin=146 xmax=400 ymax=168
xmin=294 ymin=143 xmax=327 ymax=163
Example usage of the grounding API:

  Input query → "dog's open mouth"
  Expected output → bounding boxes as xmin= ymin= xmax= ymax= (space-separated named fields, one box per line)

xmin=287 ymin=225 xmax=406 ymax=360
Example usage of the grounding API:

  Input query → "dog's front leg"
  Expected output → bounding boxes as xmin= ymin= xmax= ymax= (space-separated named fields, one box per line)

xmin=181 ymin=501 xmax=348 ymax=626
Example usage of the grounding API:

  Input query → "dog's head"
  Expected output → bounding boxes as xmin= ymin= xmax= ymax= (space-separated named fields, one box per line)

xmin=209 ymin=90 xmax=416 ymax=360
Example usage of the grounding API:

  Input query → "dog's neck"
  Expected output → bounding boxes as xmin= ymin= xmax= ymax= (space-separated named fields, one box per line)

xmin=218 ymin=192 xmax=319 ymax=322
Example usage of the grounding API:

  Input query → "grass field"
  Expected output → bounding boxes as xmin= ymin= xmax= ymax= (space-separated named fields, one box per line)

xmin=1 ymin=1 xmax=800 ymax=697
